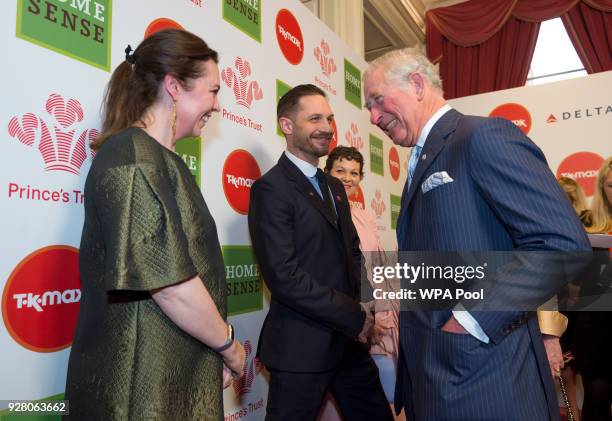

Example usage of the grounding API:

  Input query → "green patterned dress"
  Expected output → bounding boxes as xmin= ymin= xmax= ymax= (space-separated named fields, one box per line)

xmin=65 ymin=128 xmax=227 ymax=420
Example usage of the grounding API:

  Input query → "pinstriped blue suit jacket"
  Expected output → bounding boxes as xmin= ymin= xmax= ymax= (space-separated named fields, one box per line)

xmin=394 ymin=109 xmax=590 ymax=421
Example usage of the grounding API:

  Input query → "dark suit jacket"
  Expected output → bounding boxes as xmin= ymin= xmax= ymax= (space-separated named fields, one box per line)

xmin=395 ymin=109 xmax=590 ymax=421
xmin=248 ymin=153 xmax=366 ymax=372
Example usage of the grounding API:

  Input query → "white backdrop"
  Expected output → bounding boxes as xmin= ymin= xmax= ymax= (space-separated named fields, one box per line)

xmin=0 ymin=1 xmax=407 ymax=419
xmin=449 ymin=71 xmax=612 ymax=198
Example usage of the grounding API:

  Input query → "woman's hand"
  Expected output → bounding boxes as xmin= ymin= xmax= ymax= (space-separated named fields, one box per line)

xmin=542 ymin=334 xmax=563 ymax=378
xmin=222 ymin=364 xmax=234 ymax=389
xmin=221 ymin=340 xmax=246 ymax=377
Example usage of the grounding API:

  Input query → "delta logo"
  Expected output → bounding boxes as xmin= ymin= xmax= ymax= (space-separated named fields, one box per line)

xmin=17 ymin=0 xmax=112 ymax=71
xmin=556 ymin=152 xmax=604 ymax=196
xmin=314 ymin=39 xmax=337 ymax=95
xmin=489 ymin=103 xmax=532 ymax=135
xmin=222 ymin=149 xmax=261 ymax=215
xmin=388 ymin=147 xmax=400 ymax=181
xmin=349 ymin=185 xmax=365 ymax=211
xmin=221 ymin=57 xmax=263 ymax=109
xmin=2 ymin=246 xmax=81 ymax=352
xmin=223 ymin=0 xmax=261 ymax=43
xmin=370 ymin=190 xmax=386 ymax=219
xmin=144 ymin=17 xmax=183 ymax=37
xmin=233 ymin=339 xmax=263 ymax=397
xmin=276 ymin=8 xmax=304 ymax=65
xmin=8 ymin=93 xmax=98 ymax=175
xmin=546 ymin=105 xmax=612 ymax=123
xmin=345 ymin=123 xmax=364 ymax=150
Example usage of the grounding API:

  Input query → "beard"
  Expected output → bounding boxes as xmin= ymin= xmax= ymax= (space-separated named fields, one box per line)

xmin=297 ymin=130 xmax=333 ymax=158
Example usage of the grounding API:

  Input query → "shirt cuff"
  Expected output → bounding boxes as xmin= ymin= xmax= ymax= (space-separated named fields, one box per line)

xmin=452 ymin=310 xmax=490 ymax=343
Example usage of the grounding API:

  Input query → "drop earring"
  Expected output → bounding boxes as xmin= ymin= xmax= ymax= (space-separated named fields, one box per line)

xmin=171 ymin=100 xmax=177 ymax=140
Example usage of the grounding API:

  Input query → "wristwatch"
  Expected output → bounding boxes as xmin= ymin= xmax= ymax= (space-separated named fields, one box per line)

xmin=213 ymin=324 xmax=234 ymax=353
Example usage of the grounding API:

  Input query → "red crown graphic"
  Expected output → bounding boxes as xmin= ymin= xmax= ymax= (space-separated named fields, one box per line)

xmin=233 ymin=339 xmax=263 ymax=397
xmin=371 ymin=190 xmax=386 ymax=218
xmin=345 ymin=122 xmax=363 ymax=150
xmin=8 ymin=94 xmax=98 ymax=175
xmin=314 ymin=40 xmax=337 ymax=77
xmin=221 ymin=57 xmax=263 ymax=109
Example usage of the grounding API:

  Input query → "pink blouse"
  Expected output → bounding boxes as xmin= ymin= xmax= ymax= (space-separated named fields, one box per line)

xmin=350 ymin=203 xmax=399 ymax=361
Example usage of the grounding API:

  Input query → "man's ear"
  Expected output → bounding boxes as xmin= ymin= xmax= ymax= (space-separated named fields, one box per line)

xmin=163 ymin=74 xmax=180 ymax=101
xmin=279 ymin=116 xmax=294 ymax=136
xmin=408 ymin=72 xmax=426 ymax=100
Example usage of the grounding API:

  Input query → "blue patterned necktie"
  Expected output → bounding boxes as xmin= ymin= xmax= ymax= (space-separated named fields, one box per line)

xmin=407 ymin=145 xmax=423 ymax=186
xmin=315 ymin=169 xmax=336 ymax=221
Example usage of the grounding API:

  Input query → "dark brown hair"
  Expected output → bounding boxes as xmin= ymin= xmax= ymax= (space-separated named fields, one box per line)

xmin=93 ymin=29 xmax=218 ymax=150
xmin=324 ymin=146 xmax=364 ymax=176
xmin=277 ymin=84 xmax=326 ymax=121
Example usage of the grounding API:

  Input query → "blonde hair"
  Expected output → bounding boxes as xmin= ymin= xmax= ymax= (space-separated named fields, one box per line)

xmin=364 ymin=47 xmax=442 ymax=91
xmin=589 ymin=157 xmax=612 ymax=233
xmin=558 ymin=176 xmax=589 ymax=214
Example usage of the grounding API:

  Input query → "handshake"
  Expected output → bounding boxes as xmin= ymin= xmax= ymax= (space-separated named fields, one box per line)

xmin=357 ymin=302 xmax=389 ymax=346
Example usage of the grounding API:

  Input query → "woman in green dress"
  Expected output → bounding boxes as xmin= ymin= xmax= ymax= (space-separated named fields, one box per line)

xmin=64 ymin=29 xmax=245 ymax=420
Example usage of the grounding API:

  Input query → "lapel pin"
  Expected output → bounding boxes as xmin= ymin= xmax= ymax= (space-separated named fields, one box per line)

xmin=309 ymin=191 xmax=314 ymax=196
xmin=336 ymin=195 xmax=342 ymax=201
xmin=421 ymin=154 xmax=427 ymax=160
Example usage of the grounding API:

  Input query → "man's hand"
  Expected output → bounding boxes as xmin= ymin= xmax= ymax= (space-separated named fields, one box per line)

xmin=542 ymin=334 xmax=563 ymax=378
xmin=441 ymin=315 xmax=469 ymax=334
xmin=357 ymin=304 xmax=374 ymax=343
xmin=369 ymin=321 xmax=388 ymax=346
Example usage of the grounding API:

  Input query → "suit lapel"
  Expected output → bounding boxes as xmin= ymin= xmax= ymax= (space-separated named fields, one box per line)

xmin=397 ymin=110 xmax=462 ymax=243
xmin=278 ymin=154 xmax=339 ymax=230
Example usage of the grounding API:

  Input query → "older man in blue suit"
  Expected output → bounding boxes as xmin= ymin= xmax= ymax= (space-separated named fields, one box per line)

xmin=363 ymin=48 xmax=590 ymax=421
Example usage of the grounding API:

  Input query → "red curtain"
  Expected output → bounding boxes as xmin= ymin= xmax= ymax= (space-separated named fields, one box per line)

xmin=426 ymin=0 xmax=612 ymax=99
xmin=562 ymin=1 xmax=612 ymax=73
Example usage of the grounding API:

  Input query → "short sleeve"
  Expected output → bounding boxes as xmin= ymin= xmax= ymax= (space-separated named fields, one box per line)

xmin=95 ymin=164 xmax=197 ymax=291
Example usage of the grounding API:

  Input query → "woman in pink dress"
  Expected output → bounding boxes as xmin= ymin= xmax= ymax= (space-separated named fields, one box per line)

xmin=325 ymin=146 xmax=403 ymax=420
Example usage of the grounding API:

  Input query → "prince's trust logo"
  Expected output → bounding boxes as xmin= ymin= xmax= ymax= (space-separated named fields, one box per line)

xmin=221 ymin=57 xmax=263 ymax=109
xmin=8 ymin=93 xmax=98 ymax=175
xmin=371 ymin=190 xmax=386 ymax=219
xmin=314 ymin=40 xmax=336 ymax=77
xmin=233 ymin=339 xmax=263 ymax=397
xmin=345 ymin=122 xmax=363 ymax=150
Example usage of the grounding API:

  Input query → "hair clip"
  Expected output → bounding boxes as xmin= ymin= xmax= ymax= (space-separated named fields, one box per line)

xmin=125 ymin=45 xmax=137 ymax=65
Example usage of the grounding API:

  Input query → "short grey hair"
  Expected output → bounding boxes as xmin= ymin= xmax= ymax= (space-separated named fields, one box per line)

xmin=364 ymin=47 xmax=442 ymax=90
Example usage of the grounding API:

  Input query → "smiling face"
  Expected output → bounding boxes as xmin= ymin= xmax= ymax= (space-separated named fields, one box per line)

xmin=174 ymin=60 xmax=220 ymax=139
xmin=281 ymin=94 xmax=335 ymax=165
xmin=364 ymin=67 xmax=424 ymax=148
xmin=329 ymin=158 xmax=362 ymax=196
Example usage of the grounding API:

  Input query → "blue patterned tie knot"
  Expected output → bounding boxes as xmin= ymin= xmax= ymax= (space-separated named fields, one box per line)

xmin=408 ymin=145 xmax=423 ymax=186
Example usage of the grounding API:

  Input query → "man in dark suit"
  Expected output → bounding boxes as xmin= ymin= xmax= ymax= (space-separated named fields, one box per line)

xmin=363 ymin=49 xmax=591 ymax=421
xmin=248 ymin=84 xmax=392 ymax=421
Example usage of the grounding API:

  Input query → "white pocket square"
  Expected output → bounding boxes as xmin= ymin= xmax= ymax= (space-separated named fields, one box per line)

xmin=421 ymin=171 xmax=454 ymax=194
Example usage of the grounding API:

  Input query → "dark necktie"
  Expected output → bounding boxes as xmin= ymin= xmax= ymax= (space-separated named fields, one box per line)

xmin=315 ymin=169 xmax=336 ymax=221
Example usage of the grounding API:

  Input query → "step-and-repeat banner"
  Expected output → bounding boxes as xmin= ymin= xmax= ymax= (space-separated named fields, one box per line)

xmin=0 ymin=1 xmax=408 ymax=419
xmin=449 ymin=71 xmax=612 ymax=198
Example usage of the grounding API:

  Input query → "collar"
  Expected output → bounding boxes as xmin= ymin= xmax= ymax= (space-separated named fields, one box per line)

xmin=285 ymin=150 xmax=318 ymax=178
xmin=415 ymin=103 xmax=452 ymax=149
